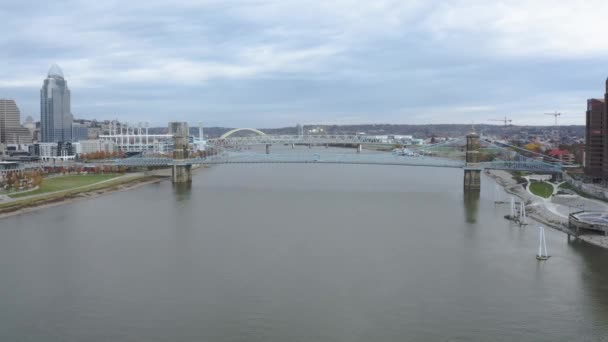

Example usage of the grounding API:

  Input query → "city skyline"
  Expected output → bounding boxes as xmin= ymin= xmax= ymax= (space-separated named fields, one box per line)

xmin=1 ymin=1 xmax=607 ymax=127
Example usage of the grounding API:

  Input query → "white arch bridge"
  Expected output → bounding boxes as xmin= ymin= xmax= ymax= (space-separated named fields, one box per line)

xmin=208 ymin=134 xmax=403 ymax=147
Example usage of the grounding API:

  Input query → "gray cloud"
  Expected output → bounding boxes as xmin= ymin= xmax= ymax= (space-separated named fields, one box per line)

xmin=1 ymin=0 xmax=605 ymax=126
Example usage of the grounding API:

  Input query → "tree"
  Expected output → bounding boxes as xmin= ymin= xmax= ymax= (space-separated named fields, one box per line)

xmin=524 ymin=142 xmax=542 ymax=153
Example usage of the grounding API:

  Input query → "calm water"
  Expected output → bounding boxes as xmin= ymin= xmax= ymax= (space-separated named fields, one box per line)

xmin=1 ymin=161 xmax=608 ymax=341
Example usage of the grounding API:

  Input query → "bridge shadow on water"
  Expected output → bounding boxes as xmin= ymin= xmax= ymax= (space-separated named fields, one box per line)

xmin=463 ymin=191 xmax=480 ymax=224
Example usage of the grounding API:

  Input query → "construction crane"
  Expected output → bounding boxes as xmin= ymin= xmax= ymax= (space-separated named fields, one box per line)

xmin=489 ymin=116 xmax=512 ymax=127
xmin=545 ymin=111 xmax=562 ymax=142
xmin=544 ymin=112 xmax=562 ymax=126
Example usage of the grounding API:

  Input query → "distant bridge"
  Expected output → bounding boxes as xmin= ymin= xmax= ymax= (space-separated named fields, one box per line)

xmin=219 ymin=128 xmax=267 ymax=139
xmin=90 ymin=128 xmax=570 ymax=190
xmin=207 ymin=134 xmax=412 ymax=147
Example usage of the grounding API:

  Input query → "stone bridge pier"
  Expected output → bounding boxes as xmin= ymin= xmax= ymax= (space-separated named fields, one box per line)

xmin=170 ymin=122 xmax=192 ymax=183
xmin=463 ymin=131 xmax=481 ymax=192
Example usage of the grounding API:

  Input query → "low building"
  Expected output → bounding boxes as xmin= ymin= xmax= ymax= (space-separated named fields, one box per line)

xmin=0 ymin=161 xmax=19 ymax=171
xmin=569 ymin=211 xmax=608 ymax=236
xmin=31 ymin=142 xmax=76 ymax=161
xmin=547 ymin=148 xmax=575 ymax=164
xmin=74 ymin=139 xmax=116 ymax=155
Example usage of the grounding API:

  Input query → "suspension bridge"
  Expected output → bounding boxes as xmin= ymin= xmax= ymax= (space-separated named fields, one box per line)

xmin=97 ymin=124 xmax=566 ymax=192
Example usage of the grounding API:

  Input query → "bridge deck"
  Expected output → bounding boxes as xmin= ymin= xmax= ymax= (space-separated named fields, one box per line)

xmin=106 ymin=152 xmax=562 ymax=173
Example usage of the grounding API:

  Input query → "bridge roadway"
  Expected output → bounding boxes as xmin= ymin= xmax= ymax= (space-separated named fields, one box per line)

xmin=105 ymin=152 xmax=563 ymax=173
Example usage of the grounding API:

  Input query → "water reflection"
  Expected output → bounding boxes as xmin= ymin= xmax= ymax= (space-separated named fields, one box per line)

xmin=463 ymin=190 xmax=480 ymax=223
xmin=568 ymin=240 xmax=608 ymax=324
xmin=1 ymin=164 xmax=608 ymax=341
xmin=172 ymin=182 xmax=192 ymax=201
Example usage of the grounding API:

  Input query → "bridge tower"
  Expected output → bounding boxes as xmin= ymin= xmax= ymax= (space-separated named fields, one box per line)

xmin=463 ymin=131 xmax=481 ymax=192
xmin=170 ymin=122 xmax=192 ymax=183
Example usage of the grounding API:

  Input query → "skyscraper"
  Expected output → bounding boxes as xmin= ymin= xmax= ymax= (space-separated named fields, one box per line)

xmin=585 ymin=78 xmax=608 ymax=182
xmin=0 ymin=99 xmax=32 ymax=144
xmin=585 ymin=98 xmax=604 ymax=179
xmin=602 ymin=78 xmax=608 ymax=181
xmin=0 ymin=99 xmax=19 ymax=143
xmin=40 ymin=64 xmax=72 ymax=143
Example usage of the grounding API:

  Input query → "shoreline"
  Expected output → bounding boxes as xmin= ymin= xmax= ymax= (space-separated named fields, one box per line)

xmin=486 ymin=170 xmax=608 ymax=250
xmin=0 ymin=175 xmax=168 ymax=219
xmin=0 ymin=165 xmax=207 ymax=220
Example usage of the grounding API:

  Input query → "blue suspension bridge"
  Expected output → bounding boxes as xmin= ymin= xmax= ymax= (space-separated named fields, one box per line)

xmin=97 ymin=125 xmax=567 ymax=191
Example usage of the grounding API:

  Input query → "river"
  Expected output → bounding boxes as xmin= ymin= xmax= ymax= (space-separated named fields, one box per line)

xmin=1 ymin=159 xmax=608 ymax=341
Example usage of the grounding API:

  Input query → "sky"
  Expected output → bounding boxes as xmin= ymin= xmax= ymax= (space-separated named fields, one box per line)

xmin=1 ymin=0 xmax=607 ymax=128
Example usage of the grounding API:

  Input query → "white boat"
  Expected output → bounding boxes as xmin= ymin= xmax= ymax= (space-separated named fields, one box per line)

xmin=536 ymin=226 xmax=550 ymax=260
xmin=393 ymin=148 xmax=420 ymax=157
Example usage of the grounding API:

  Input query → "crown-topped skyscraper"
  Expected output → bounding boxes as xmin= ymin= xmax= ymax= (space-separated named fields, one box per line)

xmin=40 ymin=64 xmax=72 ymax=143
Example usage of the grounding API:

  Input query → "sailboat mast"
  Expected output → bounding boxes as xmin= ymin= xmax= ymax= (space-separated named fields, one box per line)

xmin=542 ymin=228 xmax=548 ymax=257
xmin=538 ymin=227 xmax=543 ymax=257
xmin=511 ymin=197 xmax=515 ymax=218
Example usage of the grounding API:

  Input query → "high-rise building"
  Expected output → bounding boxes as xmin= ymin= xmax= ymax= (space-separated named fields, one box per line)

xmin=0 ymin=99 xmax=19 ymax=143
xmin=585 ymin=78 xmax=608 ymax=182
xmin=0 ymin=99 xmax=32 ymax=144
xmin=40 ymin=64 xmax=72 ymax=143
xmin=585 ymin=98 xmax=604 ymax=179
xmin=602 ymin=78 xmax=608 ymax=181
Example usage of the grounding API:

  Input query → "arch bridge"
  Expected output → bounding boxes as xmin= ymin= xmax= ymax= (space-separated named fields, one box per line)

xmin=219 ymin=128 xmax=267 ymax=139
xmin=208 ymin=134 xmax=401 ymax=147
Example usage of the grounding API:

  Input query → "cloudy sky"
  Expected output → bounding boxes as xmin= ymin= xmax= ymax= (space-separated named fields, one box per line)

xmin=1 ymin=0 xmax=607 ymax=127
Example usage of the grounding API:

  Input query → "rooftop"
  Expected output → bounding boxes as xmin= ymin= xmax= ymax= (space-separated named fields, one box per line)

xmin=48 ymin=64 xmax=64 ymax=79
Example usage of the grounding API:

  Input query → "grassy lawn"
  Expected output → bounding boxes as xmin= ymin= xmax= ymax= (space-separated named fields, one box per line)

xmin=9 ymin=174 xmax=118 ymax=198
xmin=529 ymin=181 xmax=554 ymax=198
xmin=0 ymin=174 xmax=152 ymax=213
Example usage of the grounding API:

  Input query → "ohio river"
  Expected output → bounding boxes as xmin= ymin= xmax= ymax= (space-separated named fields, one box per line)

xmin=1 ymin=162 xmax=608 ymax=341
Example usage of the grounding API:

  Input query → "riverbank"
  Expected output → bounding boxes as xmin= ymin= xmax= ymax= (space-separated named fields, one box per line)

xmin=487 ymin=170 xmax=608 ymax=249
xmin=0 ymin=173 xmax=168 ymax=219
